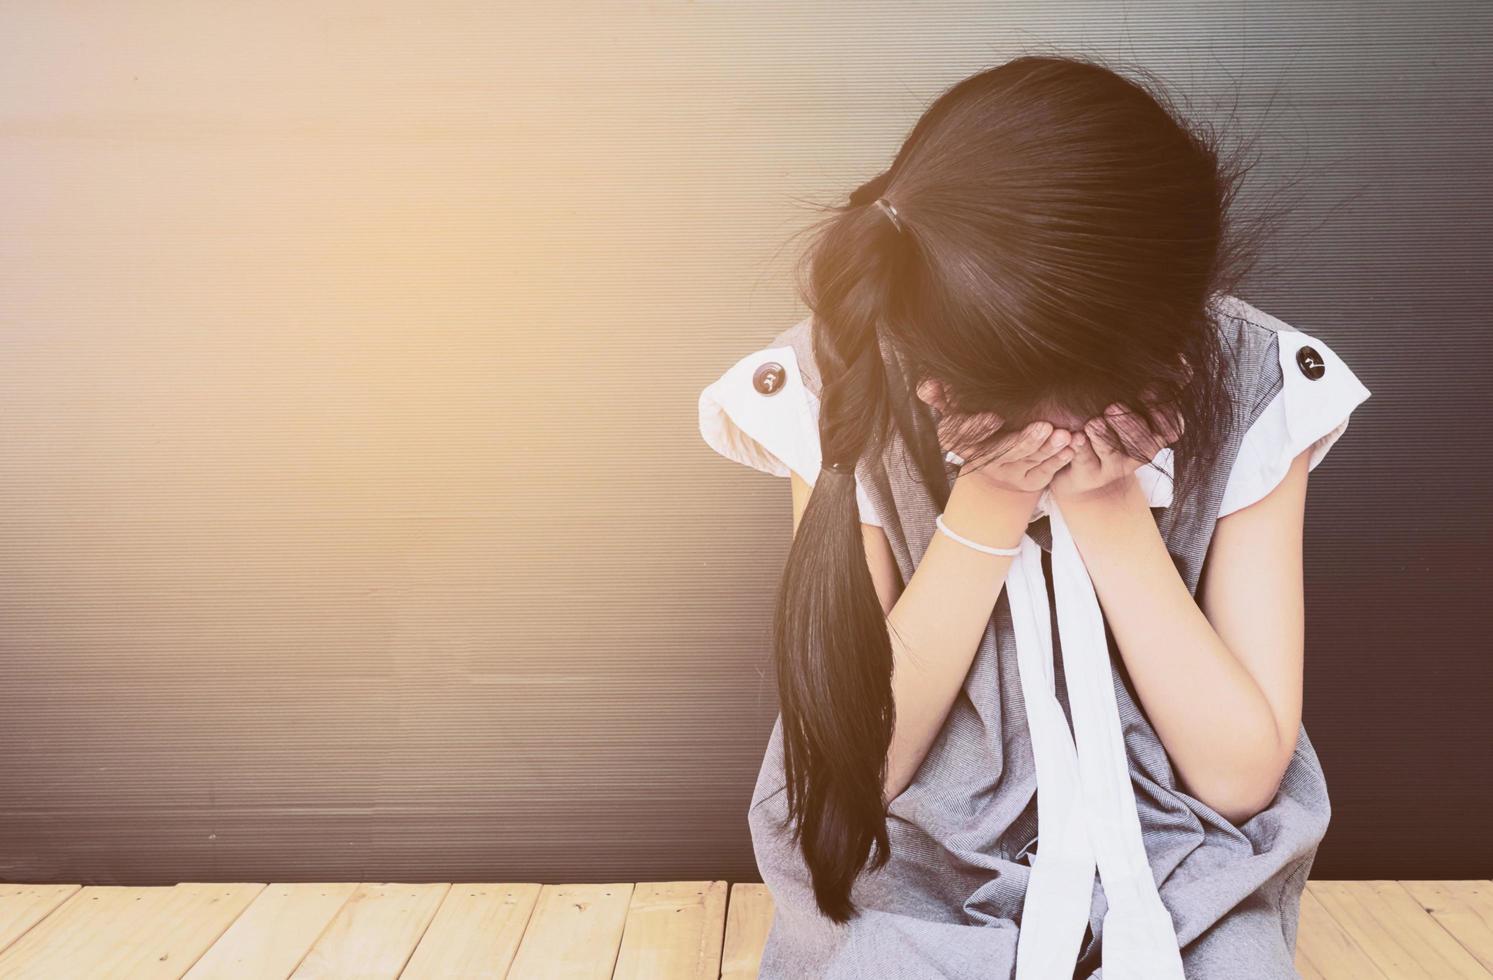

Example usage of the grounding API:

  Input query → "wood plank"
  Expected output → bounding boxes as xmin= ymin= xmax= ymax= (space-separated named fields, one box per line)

xmin=720 ymin=884 xmax=774 ymax=980
xmin=13 ymin=878 xmax=1487 ymax=979
xmin=506 ymin=883 xmax=633 ymax=980
xmin=289 ymin=882 xmax=449 ymax=979
xmin=1295 ymin=885 xmax=1389 ymax=980
xmin=183 ymin=882 xmax=359 ymax=979
xmin=612 ymin=881 xmax=727 ymax=980
xmin=0 ymin=882 xmax=263 ymax=980
xmin=0 ymin=884 xmax=80 ymax=954
xmin=1401 ymin=881 xmax=1493 ymax=974
xmin=400 ymin=883 xmax=543 ymax=979
xmin=1309 ymin=880 xmax=1493 ymax=979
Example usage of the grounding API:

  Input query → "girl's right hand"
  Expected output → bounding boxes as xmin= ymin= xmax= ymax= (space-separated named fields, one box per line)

xmin=917 ymin=379 xmax=1077 ymax=496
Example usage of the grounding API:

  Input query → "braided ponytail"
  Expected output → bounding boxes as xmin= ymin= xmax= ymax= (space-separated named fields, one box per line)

xmin=768 ymin=171 xmax=907 ymax=924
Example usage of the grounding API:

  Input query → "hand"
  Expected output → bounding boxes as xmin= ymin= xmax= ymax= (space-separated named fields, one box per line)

xmin=917 ymin=379 xmax=1077 ymax=497
xmin=1049 ymin=395 xmax=1184 ymax=503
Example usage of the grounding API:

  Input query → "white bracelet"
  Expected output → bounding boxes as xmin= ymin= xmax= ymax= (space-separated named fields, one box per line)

xmin=934 ymin=512 xmax=1023 ymax=557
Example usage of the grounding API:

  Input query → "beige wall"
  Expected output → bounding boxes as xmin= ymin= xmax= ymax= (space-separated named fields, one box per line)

xmin=1 ymin=2 xmax=1483 ymax=884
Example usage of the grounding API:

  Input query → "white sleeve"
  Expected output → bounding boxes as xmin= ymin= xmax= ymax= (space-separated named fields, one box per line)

xmin=1217 ymin=327 xmax=1372 ymax=518
xmin=697 ymin=343 xmax=883 ymax=526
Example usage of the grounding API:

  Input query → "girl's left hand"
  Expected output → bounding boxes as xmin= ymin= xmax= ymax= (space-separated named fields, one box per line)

xmin=1048 ymin=396 xmax=1184 ymax=504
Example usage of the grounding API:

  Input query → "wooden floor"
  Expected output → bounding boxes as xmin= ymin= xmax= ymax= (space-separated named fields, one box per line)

xmin=0 ymin=879 xmax=1488 ymax=978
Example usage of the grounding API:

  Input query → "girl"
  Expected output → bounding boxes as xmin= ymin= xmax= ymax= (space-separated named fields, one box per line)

xmin=698 ymin=54 xmax=1371 ymax=979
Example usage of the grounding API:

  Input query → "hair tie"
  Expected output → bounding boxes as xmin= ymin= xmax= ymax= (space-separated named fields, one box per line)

xmin=873 ymin=197 xmax=904 ymax=233
xmin=935 ymin=512 xmax=1023 ymax=557
xmin=822 ymin=460 xmax=856 ymax=476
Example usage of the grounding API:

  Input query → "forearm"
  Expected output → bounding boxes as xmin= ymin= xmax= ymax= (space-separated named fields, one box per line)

xmin=881 ymin=478 xmax=1035 ymax=804
xmin=1059 ymin=478 xmax=1285 ymax=822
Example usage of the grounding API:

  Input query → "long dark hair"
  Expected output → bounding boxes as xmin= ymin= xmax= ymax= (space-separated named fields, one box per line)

xmin=768 ymin=52 xmax=1293 ymax=923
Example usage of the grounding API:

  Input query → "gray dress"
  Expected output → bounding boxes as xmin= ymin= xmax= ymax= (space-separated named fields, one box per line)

xmin=735 ymin=297 xmax=1368 ymax=979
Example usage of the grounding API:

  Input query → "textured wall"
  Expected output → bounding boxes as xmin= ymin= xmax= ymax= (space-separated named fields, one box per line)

xmin=1 ymin=2 xmax=1487 ymax=886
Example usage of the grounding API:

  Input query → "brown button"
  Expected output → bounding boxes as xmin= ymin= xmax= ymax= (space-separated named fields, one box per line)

xmin=1295 ymin=345 xmax=1325 ymax=380
xmin=752 ymin=360 xmax=787 ymax=395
